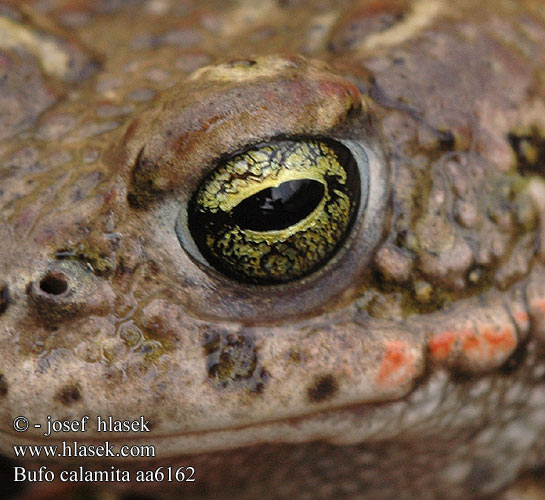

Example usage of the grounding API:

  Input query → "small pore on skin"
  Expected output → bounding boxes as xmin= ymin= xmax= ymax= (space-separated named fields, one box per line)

xmin=307 ymin=374 xmax=338 ymax=402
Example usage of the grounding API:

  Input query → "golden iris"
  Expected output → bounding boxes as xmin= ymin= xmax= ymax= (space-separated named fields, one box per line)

xmin=187 ymin=139 xmax=360 ymax=284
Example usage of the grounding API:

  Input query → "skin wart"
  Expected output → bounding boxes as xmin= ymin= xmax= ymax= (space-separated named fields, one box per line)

xmin=1 ymin=0 xmax=545 ymax=499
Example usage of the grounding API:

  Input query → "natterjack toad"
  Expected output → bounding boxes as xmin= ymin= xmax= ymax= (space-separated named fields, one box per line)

xmin=1 ymin=1 xmax=545 ymax=499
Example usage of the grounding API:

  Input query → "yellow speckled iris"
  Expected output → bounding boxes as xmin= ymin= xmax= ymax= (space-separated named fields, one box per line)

xmin=188 ymin=139 xmax=360 ymax=284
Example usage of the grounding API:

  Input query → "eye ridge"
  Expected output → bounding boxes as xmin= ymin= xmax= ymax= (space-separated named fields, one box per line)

xmin=185 ymin=138 xmax=362 ymax=285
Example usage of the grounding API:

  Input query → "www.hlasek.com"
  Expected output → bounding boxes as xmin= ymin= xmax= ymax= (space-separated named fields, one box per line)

xmin=11 ymin=415 xmax=196 ymax=483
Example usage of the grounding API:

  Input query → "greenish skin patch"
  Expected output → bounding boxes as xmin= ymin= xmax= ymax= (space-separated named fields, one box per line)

xmin=54 ymin=241 xmax=116 ymax=277
xmin=188 ymin=139 xmax=360 ymax=284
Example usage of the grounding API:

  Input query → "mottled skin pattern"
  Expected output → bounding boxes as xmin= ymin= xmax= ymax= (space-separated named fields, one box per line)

xmin=1 ymin=0 xmax=545 ymax=499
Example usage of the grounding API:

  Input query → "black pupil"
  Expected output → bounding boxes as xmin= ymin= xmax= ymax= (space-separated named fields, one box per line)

xmin=231 ymin=179 xmax=325 ymax=231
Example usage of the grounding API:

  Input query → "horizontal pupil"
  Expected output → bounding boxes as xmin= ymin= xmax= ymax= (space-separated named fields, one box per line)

xmin=231 ymin=179 xmax=325 ymax=231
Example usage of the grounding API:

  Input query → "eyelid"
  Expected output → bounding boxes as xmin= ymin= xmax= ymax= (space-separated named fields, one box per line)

xmin=120 ymin=56 xmax=362 ymax=206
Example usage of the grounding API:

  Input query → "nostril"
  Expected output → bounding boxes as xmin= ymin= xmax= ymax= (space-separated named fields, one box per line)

xmin=39 ymin=272 xmax=69 ymax=296
xmin=28 ymin=268 xmax=74 ymax=323
xmin=28 ymin=261 xmax=112 ymax=323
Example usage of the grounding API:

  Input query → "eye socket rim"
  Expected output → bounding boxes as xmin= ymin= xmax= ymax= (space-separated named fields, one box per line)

xmin=176 ymin=136 xmax=370 ymax=287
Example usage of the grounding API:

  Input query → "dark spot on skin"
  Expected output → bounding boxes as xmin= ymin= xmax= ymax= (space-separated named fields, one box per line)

xmin=344 ymin=100 xmax=363 ymax=121
xmin=395 ymin=230 xmax=408 ymax=247
xmin=371 ymin=269 xmax=386 ymax=288
xmin=56 ymin=384 xmax=82 ymax=406
xmin=508 ymin=126 xmax=545 ymax=176
xmin=437 ymin=129 xmax=455 ymax=151
xmin=203 ymin=330 xmax=267 ymax=393
xmin=288 ymin=348 xmax=303 ymax=363
xmin=227 ymin=59 xmax=257 ymax=68
xmin=0 ymin=374 xmax=8 ymax=397
xmin=39 ymin=271 xmax=69 ymax=295
xmin=499 ymin=338 xmax=527 ymax=375
xmin=127 ymin=192 xmax=142 ymax=208
xmin=0 ymin=283 xmax=9 ymax=314
xmin=307 ymin=374 xmax=338 ymax=402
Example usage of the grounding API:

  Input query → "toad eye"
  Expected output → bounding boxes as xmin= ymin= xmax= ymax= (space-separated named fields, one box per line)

xmin=178 ymin=139 xmax=367 ymax=284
